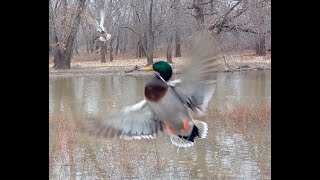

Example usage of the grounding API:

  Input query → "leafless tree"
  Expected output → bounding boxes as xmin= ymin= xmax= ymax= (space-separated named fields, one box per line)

xmin=50 ymin=0 xmax=87 ymax=69
xmin=166 ymin=34 xmax=173 ymax=63
xmin=174 ymin=0 xmax=182 ymax=57
xmin=49 ymin=0 xmax=270 ymax=69
xmin=182 ymin=0 xmax=270 ymax=55
xmin=119 ymin=0 xmax=170 ymax=65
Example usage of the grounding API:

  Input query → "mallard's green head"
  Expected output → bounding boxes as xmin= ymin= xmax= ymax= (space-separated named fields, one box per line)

xmin=142 ymin=61 xmax=172 ymax=81
xmin=153 ymin=61 xmax=172 ymax=81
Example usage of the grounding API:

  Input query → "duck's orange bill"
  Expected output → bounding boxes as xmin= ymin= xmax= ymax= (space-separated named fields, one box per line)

xmin=141 ymin=65 xmax=153 ymax=71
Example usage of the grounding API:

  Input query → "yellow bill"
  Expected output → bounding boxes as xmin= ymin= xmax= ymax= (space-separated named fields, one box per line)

xmin=141 ymin=65 xmax=153 ymax=71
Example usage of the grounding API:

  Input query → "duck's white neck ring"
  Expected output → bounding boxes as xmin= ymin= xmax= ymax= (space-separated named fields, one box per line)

xmin=157 ymin=74 xmax=167 ymax=83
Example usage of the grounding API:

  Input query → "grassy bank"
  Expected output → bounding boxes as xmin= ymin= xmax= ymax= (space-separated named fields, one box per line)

xmin=49 ymin=51 xmax=271 ymax=76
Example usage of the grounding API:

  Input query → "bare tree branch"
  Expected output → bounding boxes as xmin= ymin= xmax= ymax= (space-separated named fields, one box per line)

xmin=216 ymin=0 xmax=242 ymax=34
xmin=208 ymin=0 xmax=243 ymax=32
xmin=185 ymin=0 xmax=213 ymax=9
xmin=195 ymin=0 xmax=213 ymax=6
xmin=154 ymin=29 xmax=165 ymax=38
xmin=118 ymin=26 xmax=143 ymax=39
xmin=185 ymin=12 xmax=196 ymax=18
xmin=185 ymin=4 xmax=195 ymax=9
xmin=231 ymin=7 xmax=247 ymax=20
xmin=130 ymin=3 xmax=142 ymax=23
xmin=204 ymin=12 xmax=217 ymax=16
xmin=223 ymin=25 xmax=271 ymax=35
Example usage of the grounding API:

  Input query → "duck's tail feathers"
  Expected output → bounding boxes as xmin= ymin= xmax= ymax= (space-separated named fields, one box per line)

xmin=169 ymin=120 xmax=208 ymax=147
xmin=169 ymin=133 xmax=195 ymax=148
xmin=193 ymin=119 xmax=208 ymax=139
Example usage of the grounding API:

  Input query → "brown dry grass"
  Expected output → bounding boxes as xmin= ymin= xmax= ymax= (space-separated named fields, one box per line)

xmin=226 ymin=102 xmax=271 ymax=123
xmin=217 ymin=102 xmax=271 ymax=134
xmin=49 ymin=102 xmax=271 ymax=179
xmin=49 ymin=112 xmax=77 ymax=143
xmin=49 ymin=112 xmax=78 ymax=166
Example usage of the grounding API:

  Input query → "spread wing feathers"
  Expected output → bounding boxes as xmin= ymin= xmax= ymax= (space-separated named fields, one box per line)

xmin=171 ymin=30 xmax=224 ymax=115
xmin=99 ymin=10 xmax=105 ymax=31
xmin=82 ymin=100 xmax=163 ymax=140
xmin=84 ymin=11 xmax=100 ymax=30
xmin=84 ymin=10 xmax=105 ymax=32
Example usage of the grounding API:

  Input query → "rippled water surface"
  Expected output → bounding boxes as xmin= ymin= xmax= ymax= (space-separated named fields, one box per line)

xmin=49 ymin=70 xmax=271 ymax=179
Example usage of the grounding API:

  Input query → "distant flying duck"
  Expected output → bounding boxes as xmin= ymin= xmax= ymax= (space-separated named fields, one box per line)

xmin=94 ymin=10 xmax=111 ymax=42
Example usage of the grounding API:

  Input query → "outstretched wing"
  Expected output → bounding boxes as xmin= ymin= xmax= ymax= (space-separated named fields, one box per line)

xmin=82 ymin=100 xmax=163 ymax=139
xmin=99 ymin=10 xmax=105 ymax=31
xmin=170 ymin=30 xmax=224 ymax=115
xmin=84 ymin=11 xmax=100 ymax=30
xmin=94 ymin=20 xmax=101 ymax=31
xmin=84 ymin=10 xmax=105 ymax=32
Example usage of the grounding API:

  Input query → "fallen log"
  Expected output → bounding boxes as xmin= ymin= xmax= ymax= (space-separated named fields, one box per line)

xmin=124 ymin=65 xmax=139 ymax=73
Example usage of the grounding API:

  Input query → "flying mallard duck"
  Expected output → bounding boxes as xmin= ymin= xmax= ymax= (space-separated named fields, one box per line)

xmin=95 ymin=10 xmax=111 ymax=42
xmin=83 ymin=30 xmax=222 ymax=148
xmin=86 ymin=10 xmax=111 ymax=42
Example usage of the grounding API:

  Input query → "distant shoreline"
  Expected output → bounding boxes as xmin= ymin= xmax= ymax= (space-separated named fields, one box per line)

xmin=49 ymin=54 xmax=271 ymax=77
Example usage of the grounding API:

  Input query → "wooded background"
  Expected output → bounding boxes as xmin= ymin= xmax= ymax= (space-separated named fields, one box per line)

xmin=49 ymin=0 xmax=271 ymax=69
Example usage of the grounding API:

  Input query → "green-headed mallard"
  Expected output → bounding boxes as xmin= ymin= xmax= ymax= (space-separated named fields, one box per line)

xmin=83 ymin=30 xmax=222 ymax=148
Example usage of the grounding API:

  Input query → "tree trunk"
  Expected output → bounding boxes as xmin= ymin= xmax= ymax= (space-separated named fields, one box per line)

xmin=110 ymin=37 xmax=114 ymax=62
xmin=255 ymin=34 xmax=266 ymax=56
xmin=123 ymin=29 xmax=127 ymax=53
xmin=175 ymin=30 xmax=181 ymax=57
xmin=174 ymin=0 xmax=181 ymax=57
xmin=86 ymin=39 xmax=90 ymax=54
xmin=53 ymin=44 xmax=68 ymax=69
xmin=115 ymin=31 xmax=120 ymax=56
xmin=100 ymin=42 xmax=106 ymax=63
xmin=194 ymin=0 xmax=205 ymax=29
xmin=74 ymin=36 xmax=79 ymax=55
xmin=146 ymin=0 xmax=154 ymax=65
xmin=143 ymin=32 xmax=147 ymax=57
xmin=255 ymin=11 xmax=266 ymax=56
xmin=95 ymin=39 xmax=100 ymax=53
xmin=208 ymin=0 xmax=214 ymax=14
xmin=147 ymin=55 xmax=153 ymax=65
xmin=139 ymin=45 xmax=142 ymax=58
xmin=136 ymin=41 xmax=139 ymax=58
xmin=137 ymin=41 xmax=143 ymax=58
xmin=53 ymin=0 xmax=86 ymax=69
xmin=137 ymin=39 xmax=146 ymax=58
xmin=167 ymin=35 xmax=173 ymax=63
xmin=141 ymin=44 xmax=146 ymax=57
xmin=91 ymin=34 xmax=96 ymax=53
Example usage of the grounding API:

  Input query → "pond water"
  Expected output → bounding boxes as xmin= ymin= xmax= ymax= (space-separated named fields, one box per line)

xmin=49 ymin=70 xmax=271 ymax=180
